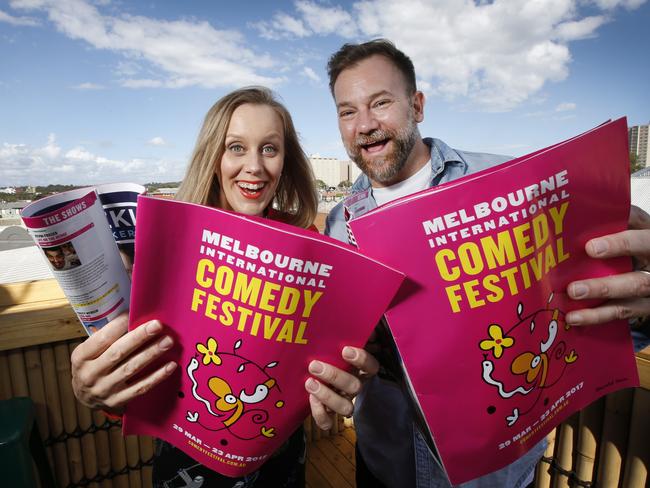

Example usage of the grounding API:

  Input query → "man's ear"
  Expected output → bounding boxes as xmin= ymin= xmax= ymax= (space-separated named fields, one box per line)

xmin=413 ymin=90 xmax=425 ymax=123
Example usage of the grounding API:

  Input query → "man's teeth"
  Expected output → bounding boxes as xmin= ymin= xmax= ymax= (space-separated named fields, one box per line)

xmin=238 ymin=182 xmax=265 ymax=190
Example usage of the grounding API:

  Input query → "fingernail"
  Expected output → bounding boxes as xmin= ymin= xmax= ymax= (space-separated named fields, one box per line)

xmin=309 ymin=360 xmax=324 ymax=375
xmin=591 ymin=240 xmax=608 ymax=256
xmin=570 ymin=283 xmax=588 ymax=299
xmin=159 ymin=336 xmax=173 ymax=350
xmin=165 ymin=362 xmax=177 ymax=373
xmin=342 ymin=347 xmax=357 ymax=360
xmin=146 ymin=320 xmax=162 ymax=334
xmin=305 ymin=378 xmax=320 ymax=393
xmin=566 ymin=312 xmax=582 ymax=326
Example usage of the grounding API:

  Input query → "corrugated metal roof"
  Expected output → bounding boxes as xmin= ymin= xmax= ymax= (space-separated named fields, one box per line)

xmin=0 ymin=246 xmax=54 ymax=284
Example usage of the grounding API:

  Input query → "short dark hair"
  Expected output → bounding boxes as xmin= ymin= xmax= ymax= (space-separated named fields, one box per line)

xmin=327 ymin=39 xmax=417 ymax=96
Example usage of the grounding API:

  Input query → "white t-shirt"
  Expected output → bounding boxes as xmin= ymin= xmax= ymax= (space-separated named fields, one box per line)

xmin=371 ymin=160 xmax=432 ymax=207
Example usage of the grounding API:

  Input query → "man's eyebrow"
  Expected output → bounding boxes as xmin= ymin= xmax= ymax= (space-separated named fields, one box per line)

xmin=336 ymin=90 xmax=394 ymax=109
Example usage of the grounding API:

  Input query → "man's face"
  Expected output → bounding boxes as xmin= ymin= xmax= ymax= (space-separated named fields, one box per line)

xmin=45 ymin=248 xmax=66 ymax=269
xmin=333 ymin=54 xmax=424 ymax=187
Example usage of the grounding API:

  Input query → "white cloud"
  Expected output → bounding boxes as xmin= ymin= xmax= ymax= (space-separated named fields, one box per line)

xmin=555 ymin=16 xmax=607 ymax=41
xmin=0 ymin=8 xmax=39 ymax=26
xmin=295 ymin=0 xmax=358 ymax=37
xmin=256 ymin=0 xmax=643 ymax=111
xmin=72 ymin=82 xmax=105 ymax=90
xmin=302 ymin=66 xmax=321 ymax=83
xmin=9 ymin=0 xmax=283 ymax=89
xmin=147 ymin=136 xmax=167 ymax=146
xmin=0 ymin=134 xmax=184 ymax=185
xmin=555 ymin=102 xmax=577 ymax=111
xmin=252 ymin=0 xmax=358 ymax=39
xmin=591 ymin=0 xmax=646 ymax=9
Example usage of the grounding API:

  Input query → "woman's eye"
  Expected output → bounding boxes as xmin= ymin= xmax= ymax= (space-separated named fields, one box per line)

xmin=262 ymin=145 xmax=277 ymax=155
xmin=229 ymin=144 xmax=244 ymax=153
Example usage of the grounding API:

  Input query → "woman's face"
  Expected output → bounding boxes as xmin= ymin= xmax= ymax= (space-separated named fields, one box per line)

xmin=217 ymin=103 xmax=285 ymax=216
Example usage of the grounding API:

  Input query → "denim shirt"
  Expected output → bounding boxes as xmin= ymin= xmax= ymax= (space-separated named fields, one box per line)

xmin=325 ymin=138 xmax=546 ymax=488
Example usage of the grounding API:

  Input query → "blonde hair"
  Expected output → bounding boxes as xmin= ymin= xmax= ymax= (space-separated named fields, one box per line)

xmin=176 ymin=87 xmax=317 ymax=229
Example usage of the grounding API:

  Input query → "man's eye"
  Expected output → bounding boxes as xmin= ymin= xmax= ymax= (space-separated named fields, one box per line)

xmin=374 ymin=99 xmax=390 ymax=108
xmin=339 ymin=110 xmax=354 ymax=118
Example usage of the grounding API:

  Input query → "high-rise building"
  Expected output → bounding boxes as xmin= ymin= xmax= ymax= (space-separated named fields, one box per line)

xmin=629 ymin=123 xmax=649 ymax=167
xmin=309 ymin=156 xmax=360 ymax=187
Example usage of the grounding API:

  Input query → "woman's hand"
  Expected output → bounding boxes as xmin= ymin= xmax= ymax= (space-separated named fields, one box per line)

xmin=305 ymin=346 xmax=379 ymax=430
xmin=71 ymin=312 xmax=177 ymax=413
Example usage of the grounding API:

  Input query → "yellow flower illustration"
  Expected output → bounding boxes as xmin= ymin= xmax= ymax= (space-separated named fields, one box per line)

xmin=479 ymin=324 xmax=514 ymax=359
xmin=197 ymin=337 xmax=222 ymax=365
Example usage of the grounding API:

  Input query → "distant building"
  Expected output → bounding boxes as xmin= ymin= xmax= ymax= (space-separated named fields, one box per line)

xmin=151 ymin=187 xmax=178 ymax=199
xmin=629 ymin=123 xmax=649 ymax=168
xmin=0 ymin=202 xmax=29 ymax=219
xmin=309 ymin=156 xmax=362 ymax=187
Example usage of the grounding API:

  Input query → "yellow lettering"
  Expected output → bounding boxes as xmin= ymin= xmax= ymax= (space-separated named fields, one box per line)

xmin=458 ymin=242 xmax=484 ymax=275
xmin=277 ymin=287 xmax=300 ymax=315
xmin=436 ymin=249 xmax=460 ymax=281
xmin=302 ymin=290 xmax=323 ymax=318
xmin=196 ymin=259 xmax=215 ymax=287
xmin=445 ymin=284 xmax=463 ymax=313
xmin=512 ymin=223 xmax=534 ymax=258
xmin=191 ymin=288 xmax=206 ymax=311
xmin=295 ymin=321 xmax=309 ymax=344
xmin=259 ymin=282 xmax=281 ymax=312
xmin=548 ymin=202 xmax=569 ymax=234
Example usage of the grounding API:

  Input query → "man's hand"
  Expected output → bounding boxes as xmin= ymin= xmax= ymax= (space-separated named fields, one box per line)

xmin=71 ymin=312 xmax=177 ymax=412
xmin=566 ymin=205 xmax=650 ymax=325
xmin=305 ymin=346 xmax=379 ymax=430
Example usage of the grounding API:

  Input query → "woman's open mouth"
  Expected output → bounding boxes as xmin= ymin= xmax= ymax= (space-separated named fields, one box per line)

xmin=237 ymin=181 xmax=266 ymax=199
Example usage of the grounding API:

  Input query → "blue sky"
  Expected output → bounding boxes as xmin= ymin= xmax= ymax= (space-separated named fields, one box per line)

xmin=1 ymin=0 xmax=649 ymax=186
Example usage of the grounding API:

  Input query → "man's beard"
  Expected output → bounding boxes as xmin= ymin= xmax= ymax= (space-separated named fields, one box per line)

xmin=345 ymin=117 xmax=419 ymax=185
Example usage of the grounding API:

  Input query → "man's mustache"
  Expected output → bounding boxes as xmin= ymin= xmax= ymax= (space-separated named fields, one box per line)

xmin=354 ymin=129 xmax=393 ymax=147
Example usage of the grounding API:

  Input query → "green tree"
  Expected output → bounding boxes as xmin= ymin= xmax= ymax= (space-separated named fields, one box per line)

xmin=338 ymin=180 xmax=352 ymax=189
xmin=315 ymin=179 xmax=327 ymax=190
xmin=630 ymin=152 xmax=645 ymax=174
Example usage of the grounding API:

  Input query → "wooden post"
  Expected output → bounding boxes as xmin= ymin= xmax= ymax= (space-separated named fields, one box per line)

xmin=138 ymin=436 xmax=155 ymax=487
xmin=596 ymin=388 xmax=634 ymax=487
xmin=92 ymin=409 xmax=113 ymax=487
xmin=125 ymin=435 xmax=142 ymax=488
xmin=574 ymin=397 xmax=605 ymax=484
xmin=621 ymin=388 xmax=650 ymax=487
xmin=108 ymin=422 xmax=130 ymax=488
xmin=69 ymin=341 xmax=100 ymax=488
xmin=41 ymin=344 xmax=71 ymax=487
xmin=535 ymin=428 xmax=556 ymax=488
xmin=54 ymin=342 xmax=84 ymax=484
xmin=24 ymin=345 xmax=55 ymax=475
xmin=0 ymin=351 xmax=12 ymax=399
xmin=553 ymin=412 xmax=578 ymax=488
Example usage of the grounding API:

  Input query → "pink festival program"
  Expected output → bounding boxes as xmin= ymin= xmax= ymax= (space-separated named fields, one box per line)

xmin=349 ymin=118 xmax=640 ymax=484
xmin=123 ymin=196 xmax=404 ymax=477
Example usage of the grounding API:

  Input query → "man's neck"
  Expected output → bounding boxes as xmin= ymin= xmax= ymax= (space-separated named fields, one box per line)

xmin=371 ymin=138 xmax=430 ymax=188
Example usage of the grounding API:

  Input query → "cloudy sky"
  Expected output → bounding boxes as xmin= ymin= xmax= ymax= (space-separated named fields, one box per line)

xmin=1 ymin=0 xmax=649 ymax=186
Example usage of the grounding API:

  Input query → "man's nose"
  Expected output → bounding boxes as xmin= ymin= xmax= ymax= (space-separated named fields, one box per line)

xmin=356 ymin=108 xmax=379 ymax=134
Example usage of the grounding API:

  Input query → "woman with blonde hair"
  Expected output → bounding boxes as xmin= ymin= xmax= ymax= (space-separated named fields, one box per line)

xmin=71 ymin=87 xmax=318 ymax=486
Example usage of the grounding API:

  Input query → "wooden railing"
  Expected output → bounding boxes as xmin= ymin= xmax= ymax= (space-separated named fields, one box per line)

xmin=1 ymin=279 xmax=648 ymax=487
